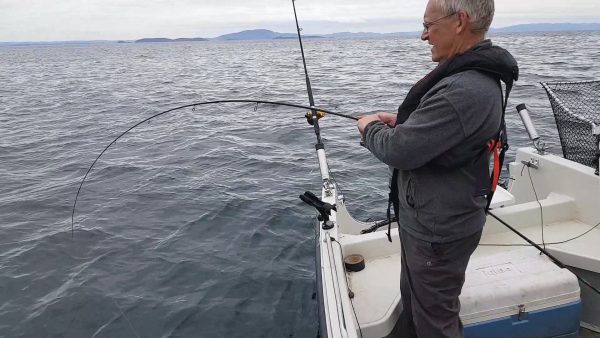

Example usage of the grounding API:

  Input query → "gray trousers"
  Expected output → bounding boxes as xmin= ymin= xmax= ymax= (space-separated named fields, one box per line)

xmin=397 ymin=227 xmax=482 ymax=338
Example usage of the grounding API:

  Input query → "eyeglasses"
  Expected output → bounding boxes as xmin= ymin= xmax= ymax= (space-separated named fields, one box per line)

xmin=422 ymin=12 xmax=457 ymax=32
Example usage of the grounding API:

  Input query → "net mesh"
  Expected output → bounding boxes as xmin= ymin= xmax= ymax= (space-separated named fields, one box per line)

xmin=542 ymin=80 xmax=600 ymax=168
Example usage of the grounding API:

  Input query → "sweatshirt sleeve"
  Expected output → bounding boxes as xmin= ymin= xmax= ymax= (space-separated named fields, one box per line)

xmin=363 ymin=83 xmax=469 ymax=171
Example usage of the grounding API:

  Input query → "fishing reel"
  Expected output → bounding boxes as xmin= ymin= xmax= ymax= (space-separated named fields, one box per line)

xmin=305 ymin=110 xmax=325 ymax=125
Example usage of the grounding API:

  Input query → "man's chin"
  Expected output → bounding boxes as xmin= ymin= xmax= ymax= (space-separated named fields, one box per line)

xmin=430 ymin=48 xmax=439 ymax=61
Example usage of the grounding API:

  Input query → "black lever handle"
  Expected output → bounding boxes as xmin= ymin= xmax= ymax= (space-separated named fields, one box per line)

xmin=299 ymin=191 xmax=336 ymax=222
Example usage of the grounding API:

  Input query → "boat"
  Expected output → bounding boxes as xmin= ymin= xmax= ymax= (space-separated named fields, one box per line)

xmin=304 ymin=80 xmax=600 ymax=337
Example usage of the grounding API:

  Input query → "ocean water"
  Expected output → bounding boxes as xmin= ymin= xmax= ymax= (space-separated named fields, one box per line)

xmin=1 ymin=31 xmax=600 ymax=337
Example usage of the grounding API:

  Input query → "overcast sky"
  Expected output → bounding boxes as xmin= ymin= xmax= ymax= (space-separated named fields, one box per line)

xmin=1 ymin=0 xmax=599 ymax=42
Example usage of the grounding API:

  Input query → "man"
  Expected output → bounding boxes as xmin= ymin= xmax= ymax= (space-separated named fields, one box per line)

xmin=357 ymin=0 xmax=518 ymax=337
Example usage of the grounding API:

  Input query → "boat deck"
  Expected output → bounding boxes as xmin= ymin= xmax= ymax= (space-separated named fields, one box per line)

xmin=346 ymin=252 xmax=401 ymax=327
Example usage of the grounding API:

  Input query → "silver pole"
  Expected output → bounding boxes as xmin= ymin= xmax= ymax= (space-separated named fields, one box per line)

xmin=516 ymin=104 xmax=540 ymax=141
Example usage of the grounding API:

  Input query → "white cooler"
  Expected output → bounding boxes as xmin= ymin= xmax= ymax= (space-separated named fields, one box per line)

xmin=461 ymin=247 xmax=581 ymax=338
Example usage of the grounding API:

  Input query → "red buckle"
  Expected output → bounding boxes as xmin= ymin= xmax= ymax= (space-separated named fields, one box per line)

xmin=488 ymin=139 xmax=502 ymax=192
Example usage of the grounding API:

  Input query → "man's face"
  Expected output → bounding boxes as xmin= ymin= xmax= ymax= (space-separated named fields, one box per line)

xmin=421 ymin=0 xmax=458 ymax=62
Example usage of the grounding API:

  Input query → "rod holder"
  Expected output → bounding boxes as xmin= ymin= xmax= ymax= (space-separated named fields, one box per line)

xmin=517 ymin=104 xmax=545 ymax=154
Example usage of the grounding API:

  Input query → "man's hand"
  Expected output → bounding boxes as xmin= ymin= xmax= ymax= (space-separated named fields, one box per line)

xmin=376 ymin=112 xmax=397 ymax=127
xmin=357 ymin=114 xmax=382 ymax=136
xmin=357 ymin=112 xmax=397 ymax=136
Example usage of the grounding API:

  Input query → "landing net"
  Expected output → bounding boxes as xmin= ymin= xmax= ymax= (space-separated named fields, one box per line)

xmin=542 ymin=80 xmax=600 ymax=168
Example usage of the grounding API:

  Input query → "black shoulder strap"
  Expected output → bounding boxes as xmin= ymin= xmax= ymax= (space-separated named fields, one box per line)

xmin=485 ymin=79 xmax=513 ymax=212
xmin=386 ymin=169 xmax=400 ymax=242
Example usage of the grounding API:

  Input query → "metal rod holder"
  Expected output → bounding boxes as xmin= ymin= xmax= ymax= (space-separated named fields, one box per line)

xmin=517 ymin=103 xmax=545 ymax=154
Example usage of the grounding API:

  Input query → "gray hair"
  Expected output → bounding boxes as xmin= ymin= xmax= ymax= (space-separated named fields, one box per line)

xmin=434 ymin=0 xmax=495 ymax=33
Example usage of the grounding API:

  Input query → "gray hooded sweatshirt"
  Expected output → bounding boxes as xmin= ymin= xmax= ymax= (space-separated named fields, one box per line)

xmin=363 ymin=42 xmax=517 ymax=242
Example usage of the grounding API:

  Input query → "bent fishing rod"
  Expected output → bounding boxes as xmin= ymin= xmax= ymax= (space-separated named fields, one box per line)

xmin=69 ymin=101 xmax=600 ymax=298
xmin=70 ymin=99 xmax=357 ymax=235
xmin=72 ymin=1 xmax=342 ymax=235
xmin=70 ymin=4 xmax=599 ymax=298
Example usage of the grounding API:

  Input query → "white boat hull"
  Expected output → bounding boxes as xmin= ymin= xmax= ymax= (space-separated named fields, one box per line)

xmin=315 ymin=147 xmax=600 ymax=337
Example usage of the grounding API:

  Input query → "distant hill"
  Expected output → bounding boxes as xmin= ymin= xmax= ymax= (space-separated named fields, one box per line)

xmin=0 ymin=40 xmax=116 ymax=46
xmin=212 ymin=29 xmax=418 ymax=40
xmin=135 ymin=37 xmax=208 ymax=43
xmin=209 ymin=23 xmax=600 ymax=41
xmin=493 ymin=23 xmax=600 ymax=33
xmin=1 ymin=23 xmax=598 ymax=46
xmin=213 ymin=29 xmax=296 ymax=40
xmin=273 ymin=35 xmax=324 ymax=40
xmin=323 ymin=31 xmax=419 ymax=39
xmin=212 ymin=29 xmax=384 ymax=40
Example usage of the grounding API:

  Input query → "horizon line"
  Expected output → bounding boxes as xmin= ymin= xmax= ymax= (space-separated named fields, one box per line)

xmin=1 ymin=21 xmax=599 ymax=44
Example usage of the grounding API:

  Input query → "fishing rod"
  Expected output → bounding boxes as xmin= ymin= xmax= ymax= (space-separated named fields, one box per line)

xmin=70 ymin=99 xmax=358 ymax=236
xmin=290 ymin=4 xmax=364 ymax=336
xmin=291 ymin=0 xmax=339 ymax=201
xmin=73 ymin=2 xmax=353 ymax=235
xmin=291 ymin=0 xmax=325 ymax=147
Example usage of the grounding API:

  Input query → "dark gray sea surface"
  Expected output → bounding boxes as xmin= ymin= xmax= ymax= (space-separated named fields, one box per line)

xmin=1 ymin=31 xmax=599 ymax=337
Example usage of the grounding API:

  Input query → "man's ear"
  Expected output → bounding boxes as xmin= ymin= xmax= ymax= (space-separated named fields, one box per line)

xmin=456 ymin=11 xmax=470 ymax=34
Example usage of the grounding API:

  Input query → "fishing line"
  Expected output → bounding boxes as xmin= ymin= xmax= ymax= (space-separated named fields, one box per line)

xmin=478 ymin=218 xmax=600 ymax=247
xmin=488 ymin=211 xmax=600 ymax=295
xmin=292 ymin=0 xmax=316 ymax=110
xmin=482 ymin=162 xmax=600 ymax=296
xmin=111 ymin=298 xmax=140 ymax=338
xmin=481 ymin=164 xmax=600 ymax=248
xmin=71 ymin=99 xmax=358 ymax=236
xmin=486 ymin=169 xmax=600 ymax=296
xmin=526 ymin=164 xmax=546 ymax=250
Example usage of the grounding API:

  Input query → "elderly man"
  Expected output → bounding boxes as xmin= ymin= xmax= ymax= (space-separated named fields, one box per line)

xmin=357 ymin=0 xmax=518 ymax=337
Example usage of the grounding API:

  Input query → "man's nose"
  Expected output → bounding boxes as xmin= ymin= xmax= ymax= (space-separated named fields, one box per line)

xmin=421 ymin=29 xmax=429 ymax=41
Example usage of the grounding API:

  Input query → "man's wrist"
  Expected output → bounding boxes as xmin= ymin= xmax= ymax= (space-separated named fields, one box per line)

xmin=362 ymin=120 xmax=384 ymax=146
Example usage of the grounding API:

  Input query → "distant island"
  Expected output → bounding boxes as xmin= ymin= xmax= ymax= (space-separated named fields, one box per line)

xmin=491 ymin=23 xmax=600 ymax=33
xmin=213 ymin=29 xmax=325 ymax=40
xmin=134 ymin=37 xmax=208 ymax=43
xmin=273 ymin=36 xmax=324 ymax=40
xmin=1 ymin=23 xmax=599 ymax=46
xmin=132 ymin=24 xmax=600 ymax=43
